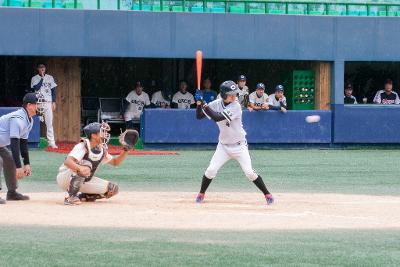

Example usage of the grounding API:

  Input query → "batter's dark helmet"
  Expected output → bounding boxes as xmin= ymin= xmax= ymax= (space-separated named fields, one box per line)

xmin=220 ymin=80 xmax=240 ymax=99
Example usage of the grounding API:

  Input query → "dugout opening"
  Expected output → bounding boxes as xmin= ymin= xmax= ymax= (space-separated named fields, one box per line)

xmin=345 ymin=61 xmax=400 ymax=104
xmin=0 ymin=56 xmax=331 ymax=142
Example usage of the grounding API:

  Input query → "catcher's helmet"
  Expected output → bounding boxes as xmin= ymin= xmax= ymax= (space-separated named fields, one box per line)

xmin=83 ymin=122 xmax=101 ymax=137
xmin=220 ymin=80 xmax=240 ymax=99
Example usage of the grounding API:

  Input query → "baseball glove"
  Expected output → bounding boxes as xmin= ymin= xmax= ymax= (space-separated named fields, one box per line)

xmin=119 ymin=129 xmax=139 ymax=150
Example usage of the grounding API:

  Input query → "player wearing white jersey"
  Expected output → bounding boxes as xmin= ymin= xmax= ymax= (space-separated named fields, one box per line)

xmin=151 ymin=90 xmax=171 ymax=108
xmin=30 ymin=64 xmax=58 ymax=148
xmin=194 ymin=81 xmax=274 ymax=205
xmin=248 ymin=83 xmax=269 ymax=112
xmin=268 ymin=84 xmax=288 ymax=113
xmin=171 ymin=80 xmax=195 ymax=109
xmin=57 ymin=122 xmax=128 ymax=205
xmin=124 ymin=82 xmax=151 ymax=128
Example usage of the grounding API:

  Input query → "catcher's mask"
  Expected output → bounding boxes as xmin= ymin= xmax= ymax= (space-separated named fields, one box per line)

xmin=100 ymin=121 xmax=111 ymax=148
xmin=83 ymin=122 xmax=111 ymax=148
xmin=36 ymin=92 xmax=46 ymax=117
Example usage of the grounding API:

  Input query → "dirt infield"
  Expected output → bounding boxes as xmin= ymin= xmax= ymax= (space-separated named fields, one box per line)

xmin=1 ymin=192 xmax=399 ymax=230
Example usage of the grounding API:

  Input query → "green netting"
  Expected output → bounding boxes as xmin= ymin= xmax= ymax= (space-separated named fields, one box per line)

xmin=229 ymin=2 xmax=245 ymax=13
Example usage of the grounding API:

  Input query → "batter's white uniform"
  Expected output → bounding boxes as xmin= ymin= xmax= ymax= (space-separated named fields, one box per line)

xmin=172 ymin=91 xmax=195 ymax=109
xmin=249 ymin=92 xmax=269 ymax=107
xmin=124 ymin=91 xmax=150 ymax=121
xmin=151 ymin=90 xmax=170 ymax=108
xmin=31 ymin=74 xmax=57 ymax=144
xmin=204 ymin=99 xmax=258 ymax=181
xmin=56 ymin=139 xmax=113 ymax=194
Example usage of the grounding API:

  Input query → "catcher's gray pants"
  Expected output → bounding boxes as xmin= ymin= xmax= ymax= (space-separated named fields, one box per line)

xmin=0 ymin=147 xmax=18 ymax=192
xmin=57 ymin=168 xmax=109 ymax=194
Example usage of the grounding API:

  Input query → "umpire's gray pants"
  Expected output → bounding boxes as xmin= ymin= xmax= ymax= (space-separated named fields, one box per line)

xmin=0 ymin=147 xmax=17 ymax=192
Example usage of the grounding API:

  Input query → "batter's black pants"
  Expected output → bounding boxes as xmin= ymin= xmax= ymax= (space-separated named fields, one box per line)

xmin=0 ymin=147 xmax=17 ymax=192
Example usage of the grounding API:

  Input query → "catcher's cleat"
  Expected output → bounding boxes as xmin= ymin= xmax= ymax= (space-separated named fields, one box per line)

xmin=78 ymin=193 xmax=102 ymax=202
xmin=265 ymin=194 xmax=274 ymax=205
xmin=195 ymin=193 xmax=205 ymax=203
xmin=0 ymin=197 xmax=5 ymax=204
xmin=64 ymin=196 xmax=81 ymax=205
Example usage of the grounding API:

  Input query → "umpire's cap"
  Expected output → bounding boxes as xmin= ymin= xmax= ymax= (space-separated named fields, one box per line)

xmin=23 ymin=93 xmax=38 ymax=104
xmin=220 ymin=80 xmax=240 ymax=99
xmin=275 ymin=84 xmax=284 ymax=92
xmin=83 ymin=122 xmax=101 ymax=137
xmin=256 ymin=83 xmax=266 ymax=90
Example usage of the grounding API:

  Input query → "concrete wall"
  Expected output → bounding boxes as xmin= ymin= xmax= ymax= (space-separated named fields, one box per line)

xmin=0 ymin=9 xmax=400 ymax=61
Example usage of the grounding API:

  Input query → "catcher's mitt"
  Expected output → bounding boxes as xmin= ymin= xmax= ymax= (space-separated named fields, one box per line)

xmin=119 ymin=129 xmax=139 ymax=151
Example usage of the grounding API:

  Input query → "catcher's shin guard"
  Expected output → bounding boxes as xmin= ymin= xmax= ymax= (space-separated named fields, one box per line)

xmin=68 ymin=175 xmax=85 ymax=197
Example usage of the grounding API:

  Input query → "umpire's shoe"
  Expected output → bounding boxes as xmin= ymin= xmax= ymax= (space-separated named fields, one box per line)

xmin=0 ymin=197 xmax=5 ymax=204
xmin=7 ymin=191 xmax=30 ymax=201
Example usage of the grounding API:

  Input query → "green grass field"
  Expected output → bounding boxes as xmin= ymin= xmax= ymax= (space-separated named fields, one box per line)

xmin=1 ymin=149 xmax=400 ymax=266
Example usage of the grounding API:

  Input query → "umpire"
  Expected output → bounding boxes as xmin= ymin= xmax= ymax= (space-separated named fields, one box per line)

xmin=0 ymin=93 xmax=37 ymax=204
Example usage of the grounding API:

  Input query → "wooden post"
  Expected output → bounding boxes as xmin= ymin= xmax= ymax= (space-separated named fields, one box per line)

xmin=314 ymin=62 xmax=331 ymax=110
xmin=46 ymin=58 xmax=81 ymax=143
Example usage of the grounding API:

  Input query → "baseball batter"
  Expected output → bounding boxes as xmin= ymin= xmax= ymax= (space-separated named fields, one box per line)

xmin=194 ymin=81 xmax=274 ymax=205
xmin=30 ymin=63 xmax=58 ymax=148
xmin=248 ymin=83 xmax=269 ymax=111
xmin=56 ymin=122 xmax=128 ymax=205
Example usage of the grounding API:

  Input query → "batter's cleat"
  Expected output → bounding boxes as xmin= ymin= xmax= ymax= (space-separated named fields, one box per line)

xmin=0 ymin=197 xmax=5 ymax=204
xmin=265 ymin=194 xmax=274 ymax=205
xmin=195 ymin=193 xmax=205 ymax=203
xmin=64 ymin=196 xmax=81 ymax=205
xmin=7 ymin=191 xmax=30 ymax=201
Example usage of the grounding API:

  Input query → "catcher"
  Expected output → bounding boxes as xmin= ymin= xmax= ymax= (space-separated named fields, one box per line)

xmin=56 ymin=122 xmax=138 ymax=205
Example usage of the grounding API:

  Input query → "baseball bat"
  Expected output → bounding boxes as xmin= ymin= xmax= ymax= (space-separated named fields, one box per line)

xmin=196 ymin=50 xmax=202 ymax=90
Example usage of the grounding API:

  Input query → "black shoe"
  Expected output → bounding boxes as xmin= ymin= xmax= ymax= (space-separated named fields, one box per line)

xmin=78 ymin=193 xmax=102 ymax=202
xmin=0 ymin=197 xmax=5 ymax=204
xmin=7 ymin=191 xmax=30 ymax=201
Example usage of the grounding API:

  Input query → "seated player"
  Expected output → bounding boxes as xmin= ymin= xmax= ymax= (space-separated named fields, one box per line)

xmin=124 ymin=81 xmax=151 ymax=129
xmin=194 ymin=81 xmax=274 ymax=205
xmin=56 ymin=122 xmax=128 ymax=205
xmin=268 ymin=85 xmax=288 ymax=112
xmin=201 ymin=78 xmax=217 ymax=103
xmin=373 ymin=79 xmax=400 ymax=104
xmin=344 ymin=83 xmax=357 ymax=104
xmin=151 ymin=89 xmax=171 ymax=108
xmin=171 ymin=80 xmax=195 ymax=109
xmin=248 ymin=83 xmax=269 ymax=111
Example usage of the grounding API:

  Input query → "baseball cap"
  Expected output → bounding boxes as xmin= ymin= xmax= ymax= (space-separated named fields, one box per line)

xmin=275 ymin=84 xmax=284 ymax=92
xmin=256 ymin=83 xmax=265 ymax=90
xmin=238 ymin=75 xmax=246 ymax=81
xmin=22 ymin=93 xmax=38 ymax=104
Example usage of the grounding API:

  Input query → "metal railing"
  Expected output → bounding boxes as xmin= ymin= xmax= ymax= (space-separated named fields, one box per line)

xmin=2 ymin=0 xmax=400 ymax=16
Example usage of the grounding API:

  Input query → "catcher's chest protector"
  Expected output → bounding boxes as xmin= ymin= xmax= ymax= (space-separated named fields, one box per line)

xmin=81 ymin=138 xmax=106 ymax=179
